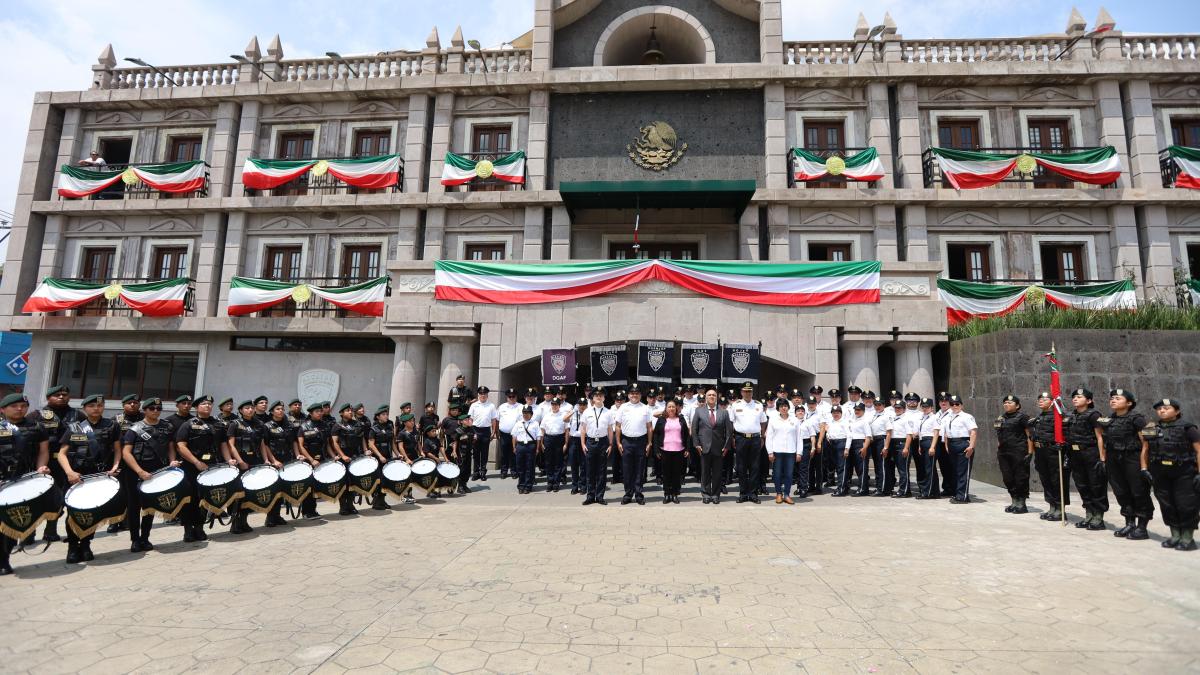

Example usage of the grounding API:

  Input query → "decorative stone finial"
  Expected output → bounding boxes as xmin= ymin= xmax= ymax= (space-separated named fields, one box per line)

xmin=244 ymin=36 xmax=261 ymax=60
xmin=1065 ymin=8 xmax=1086 ymax=35
xmin=451 ymin=26 xmax=465 ymax=49
xmin=854 ymin=13 xmax=870 ymax=40
xmin=266 ymin=34 xmax=283 ymax=60
xmin=97 ymin=44 xmax=116 ymax=67
xmin=1094 ymin=7 xmax=1116 ymax=32
xmin=882 ymin=12 xmax=897 ymax=35
xmin=426 ymin=26 xmax=441 ymax=50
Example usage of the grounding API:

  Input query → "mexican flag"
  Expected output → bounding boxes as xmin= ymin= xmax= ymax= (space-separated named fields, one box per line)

xmin=1187 ymin=279 xmax=1200 ymax=307
xmin=792 ymin=147 xmax=885 ymax=183
xmin=1168 ymin=146 xmax=1200 ymax=189
xmin=128 ymin=160 xmax=207 ymax=193
xmin=936 ymin=278 xmax=1027 ymax=325
xmin=22 ymin=278 xmax=189 ymax=316
xmin=441 ymin=151 xmax=526 ymax=186
xmin=57 ymin=165 xmax=124 ymax=198
xmin=321 ymin=155 xmax=402 ymax=189
xmin=227 ymin=276 xmax=387 ymax=317
xmin=434 ymin=259 xmax=881 ymax=306
xmin=242 ymin=158 xmax=316 ymax=190
xmin=930 ymin=147 xmax=1121 ymax=190
xmin=1042 ymin=279 xmax=1136 ymax=310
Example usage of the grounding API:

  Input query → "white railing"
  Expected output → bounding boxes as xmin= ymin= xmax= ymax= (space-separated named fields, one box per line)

xmin=279 ymin=52 xmax=427 ymax=81
xmin=784 ymin=41 xmax=862 ymax=65
xmin=464 ymin=49 xmax=531 ymax=74
xmin=899 ymin=38 xmax=1069 ymax=63
xmin=1121 ymin=35 xmax=1198 ymax=60
xmin=112 ymin=63 xmax=239 ymax=89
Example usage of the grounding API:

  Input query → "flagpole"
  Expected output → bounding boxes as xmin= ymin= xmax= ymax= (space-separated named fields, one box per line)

xmin=1052 ymin=340 xmax=1067 ymax=527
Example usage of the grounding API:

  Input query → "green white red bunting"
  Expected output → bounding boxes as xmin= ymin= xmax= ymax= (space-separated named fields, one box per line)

xmin=434 ymin=259 xmax=881 ymax=306
xmin=241 ymin=155 xmax=401 ymax=190
xmin=792 ymin=147 xmax=885 ymax=183
xmin=930 ymin=147 xmax=1121 ymax=190
xmin=22 ymin=278 xmax=190 ymax=316
xmin=58 ymin=161 xmax=207 ymax=198
xmin=1167 ymin=146 xmax=1200 ymax=190
xmin=1188 ymin=279 xmax=1200 ymax=307
xmin=227 ymin=276 xmax=388 ymax=317
xmin=937 ymin=278 xmax=1136 ymax=325
xmin=441 ymin=151 xmax=526 ymax=186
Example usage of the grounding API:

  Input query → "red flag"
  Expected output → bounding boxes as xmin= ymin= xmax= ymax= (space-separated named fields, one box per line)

xmin=1044 ymin=348 xmax=1064 ymax=443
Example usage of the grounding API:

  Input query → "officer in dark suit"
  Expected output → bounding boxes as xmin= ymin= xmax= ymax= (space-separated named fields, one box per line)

xmin=1143 ymin=398 xmax=1200 ymax=551
xmin=690 ymin=387 xmax=732 ymax=504
xmin=448 ymin=375 xmax=474 ymax=409
xmin=288 ymin=399 xmax=306 ymax=425
xmin=165 ymin=395 xmax=193 ymax=436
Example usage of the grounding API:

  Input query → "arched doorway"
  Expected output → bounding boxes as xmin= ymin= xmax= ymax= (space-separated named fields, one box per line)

xmin=593 ymin=6 xmax=716 ymax=67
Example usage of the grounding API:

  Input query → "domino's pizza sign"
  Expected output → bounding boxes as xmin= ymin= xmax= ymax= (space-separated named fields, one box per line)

xmin=6 ymin=350 xmax=29 ymax=377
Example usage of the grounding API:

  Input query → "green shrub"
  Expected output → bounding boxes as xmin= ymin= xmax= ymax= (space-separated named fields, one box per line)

xmin=948 ymin=302 xmax=1200 ymax=341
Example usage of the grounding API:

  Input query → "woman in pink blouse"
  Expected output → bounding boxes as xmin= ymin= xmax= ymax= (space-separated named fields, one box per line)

xmin=652 ymin=399 xmax=691 ymax=504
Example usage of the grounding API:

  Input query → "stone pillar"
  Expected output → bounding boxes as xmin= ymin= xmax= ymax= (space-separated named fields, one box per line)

xmin=767 ymin=204 xmax=789 ymax=261
xmin=193 ymin=212 xmax=224 ymax=317
xmin=426 ymin=92 xmax=456 ymax=193
xmin=403 ymin=95 xmax=431 ymax=193
xmin=1119 ymin=79 xmax=1175 ymax=300
xmin=532 ymin=0 xmax=555 ymax=71
xmin=740 ymin=207 xmax=761 ymax=261
xmin=903 ymin=206 xmax=930 ymax=262
xmin=894 ymin=341 xmax=935 ymax=398
xmin=894 ymin=82 xmax=922 ymax=189
xmin=432 ymin=326 xmax=478 ymax=417
xmin=813 ymin=326 xmax=841 ymax=392
xmin=216 ymin=212 xmax=247 ymax=314
xmin=865 ymin=83 xmax=894 ymax=189
xmin=91 ymin=44 xmax=115 ymax=90
xmin=388 ymin=332 xmax=430 ymax=415
xmin=549 ymin=206 xmax=571 ymax=260
xmin=396 ymin=209 xmax=421 ymax=261
xmin=522 ymin=206 xmax=544 ymax=260
xmin=36 ymin=215 xmax=65 ymax=281
xmin=208 ymin=101 xmax=241 ymax=198
xmin=841 ymin=338 xmax=885 ymax=394
xmin=423 ymin=208 xmax=447 ymax=261
xmin=526 ymin=89 xmax=550 ymax=190
xmin=53 ymin=108 xmax=83 ymax=176
xmin=759 ymin=0 xmax=783 ymax=65
xmin=236 ymin=37 xmax=261 ymax=83
xmin=873 ymin=205 xmax=898 ymax=262
xmin=763 ymin=84 xmax=788 ymax=189
xmin=1094 ymin=80 xmax=1133 ymax=187
xmin=230 ymin=100 xmax=262 ymax=193
xmin=0 ymin=100 xmax=59 ymax=317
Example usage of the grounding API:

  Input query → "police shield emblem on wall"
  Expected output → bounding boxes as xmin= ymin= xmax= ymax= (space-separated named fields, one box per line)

xmin=600 ymin=354 xmax=617 ymax=376
xmin=541 ymin=348 xmax=576 ymax=386
xmin=589 ymin=345 xmax=628 ymax=388
xmin=298 ymin=369 xmax=340 ymax=412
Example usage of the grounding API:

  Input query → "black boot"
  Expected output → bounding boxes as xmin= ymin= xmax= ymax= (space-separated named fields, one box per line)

xmin=183 ymin=524 xmax=197 ymax=542
xmin=371 ymin=494 xmax=388 ymax=511
xmin=81 ymin=539 xmax=95 ymax=561
xmin=140 ymin=515 xmax=155 ymax=550
xmin=1127 ymin=517 xmax=1149 ymax=540
xmin=43 ymin=519 xmax=61 ymax=543
xmin=1176 ymin=529 xmax=1197 ymax=552
xmin=1087 ymin=513 xmax=1107 ymax=531
xmin=66 ymin=542 xmax=82 ymax=564
xmin=193 ymin=524 xmax=208 ymax=541
xmin=1012 ymin=498 xmax=1029 ymax=514
xmin=1114 ymin=517 xmax=1134 ymax=538
xmin=1164 ymin=526 xmax=1180 ymax=548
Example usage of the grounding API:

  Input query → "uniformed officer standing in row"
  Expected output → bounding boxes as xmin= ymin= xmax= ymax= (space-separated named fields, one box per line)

xmin=296 ymin=402 xmax=330 ymax=517
xmin=467 ymin=387 xmax=497 ymax=483
xmin=263 ymin=401 xmax=300 ymax=522
xmin=1099 ymin=389 xmax=1151 ymax=540
xmin=1028 ymin=392 xmax=1069 ymax=520
xmin=174 ymin=395 xmax=225 ymax=541
xmin=33 ymin=384 xmax=82 ymax=543
xmin=512 ymin=405 xmax=540 ymax=494
xmin=941 ymin=395 xmax=978 ymax=504
xmin=1067 ymin=388 xmax=1108 ymax=530
xmin=226 ymin=400 xmax=270 ymax=533
xmin=1142 ymin=398 xmax=1200 ymax=551
xmin=616 ymin=385 xmax=654 ymax=505
xmin=56 ymin=394 xmax=122 ymax=564
xmin=121 ymin=398 xmax=177 ymax=551
xmin=731 ymin=382 xmax=767 ymax=504
xmin=994 ymin=395 xmax=1033 ymax=514
xmin=496 ymin=388 xmax=523 ymax=479
xmin=580 ymin=390 xmax=613 ymax=505
xmin=0 ymin=393 xmax=50 ymax=574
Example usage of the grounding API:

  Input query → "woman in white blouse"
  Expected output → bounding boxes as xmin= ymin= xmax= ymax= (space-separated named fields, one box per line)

xmin=766 ymin=399 xmax=800 ymax=504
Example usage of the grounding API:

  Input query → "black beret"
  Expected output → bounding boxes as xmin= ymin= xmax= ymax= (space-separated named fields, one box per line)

xmin=142 ymin=397 xmax=163 ymax=408
xmin=399 ymin=413 xmax=414 ymax=422
xmin=307 ymin=402 xmax=323 ymax=412
xmin=1071 ymin=388 xmax=1093 ymax=400
xmin=1109 ymin=388 xmax=1135 ymax=404
xmin=194 ymin=395 xmax=214 ymax=405
xmin=80 ymin=394 xmax=104 ymax=406
xmin=219 ymin=397 xmax=234 ymax=407
xmin=375 ymin=405 xmax=389 ymax=415
xmin=175 ymin=395 xmax=192 ymax=404
xmin=0 ymin=393 xmax=29 ymax=408
xmin=122 ymin=394 xmax=140 ymax=404
xmin=253 ymin=395 xmax=269 ymax=404
xmin=1003 ymin=395 xmax=1020 ymax=405
xmin=238 ymin=400 xmax=254 ymax=409
xmin=46 ymin=384 xmax=69 ymax=397
xmin=338 ymin=403 xmax=353 ymax=413
xmin=289 ymin=399 xmax=302 ymax=406
xmin=1153 ymin=398 xmax=1181 ymax=411
xmin=400 ymin=402 xmax=412 ymax=409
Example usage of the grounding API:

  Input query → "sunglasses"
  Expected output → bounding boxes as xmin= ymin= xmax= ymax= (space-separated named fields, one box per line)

xmin=950 ymin=402 xmax=963 ymax=406
xmin=143 ymin=405 xmax=161 ymax=411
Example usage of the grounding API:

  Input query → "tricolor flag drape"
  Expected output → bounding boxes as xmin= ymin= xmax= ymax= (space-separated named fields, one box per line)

xmin=1166 ymin=146 xmax=1200 ymax=190
xmin=929 ymin=147 xmax=1121 ymax=190
xmin=792 ymin=147 xmax=885 ymax=183
xmin=227 ymin=277 xmax=388 ymax=317
xmin=1188 ymin=279 xmax=1200 ymax=307
xmin=937 ymin=278 xmax=1137 ymax=325
xmin=58 ymin=161 xmax=208 ymax=198
xmin=1044 ymin=348 xmax=1065 ymax=444
xmin=241 ymin=155 xmax=402 ymax=190
xmin=441 ymin=151 xmax=526 ymax=186
xmin=434 ymin=259 xmax=881 ymax=307
xmin=22 ymin=278 xmax=190 ymax=317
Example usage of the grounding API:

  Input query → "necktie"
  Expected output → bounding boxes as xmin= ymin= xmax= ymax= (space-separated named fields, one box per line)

xmin=709 ymin=408 xmax=716 ymax=426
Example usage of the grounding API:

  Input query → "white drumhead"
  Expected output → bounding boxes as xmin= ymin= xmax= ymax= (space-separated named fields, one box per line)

xmin=437 ymin=462 xmax=461 ymax=480
xmin=313 ymin=461 xmax=347 ymax=482
xmin=411 ymin=459 xmax=436 ymax=476
xmin=65 ymin=475 xmax=120 ymax=509
xmin=382 ymin=461 xmax=412 ymax=481
xmin=349 ymin=456 xmax=380 ymax=477
xmin=197 ymin=465 xmax=239 ymax=486
xmin=139 ymin=468 xmax=184 ymax=494
xmin=241 ymin=465 xmax=279 ymax=490
xmin=280 ymin=462 xmax=314 ymax=481
xmin=0 ymin=473 xmax=54 ymax=505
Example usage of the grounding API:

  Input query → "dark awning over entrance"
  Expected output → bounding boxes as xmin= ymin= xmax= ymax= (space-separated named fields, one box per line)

xmin=558 ymin=179 xmax=756 ymax=217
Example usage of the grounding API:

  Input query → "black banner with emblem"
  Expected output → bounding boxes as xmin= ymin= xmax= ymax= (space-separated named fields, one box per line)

xmin=636 ymin=341 xmax=674 ymax=383
xmin=541 ymin=348 xmax=576 ymax=387
xmin=680 ymin=343 xmax=720 ymax=384
xmin=589 ymin=345 xmax=628 ymax=388
xmin=720 ymin=343 xmax=760 ymax=384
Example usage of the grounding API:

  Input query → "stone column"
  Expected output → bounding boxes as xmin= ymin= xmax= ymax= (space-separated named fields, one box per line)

xmin=388 ymin=332 xmax=430 ymax=415
xmin=522 ymin=206 xmax=544 ymax=260
xmin=549 ymin=206 xmax=571 ymax=260
xmin=767 ymin=204 xmax=789 ymax=261
xmin=230 ymin=100 xmax=262 ymax=192
xmin=432 ymin=325 xmax=478 ymax=417
xmin=216 ymin=212 xmax=247 ymax=314
xmin=903 ymin=205 xmax=930 ymax=263
xmin=841 ymin=338 xmax=885 ymax=394
xmin=207 ymin=101 xmax=241 ymax=198
xmin=526 ymin=90 xmax=550 ymax=191
xmin=36 ymin=215 xmax=65 ymax=282
xmin=865 ymin=83 xmax=894 ymax=189
xmin=759 ymin=0 xmax=783 ymax=65
xmin=1120 ymin=79 xmax=1175 ymax=301
xmin=426 ymin=92 xmax=456 ymax=194
xmin=893 ymin=82 xmax=922 ymax=189
xmin=0 ymin=100 xmax=59 ymax=317
xmin=763 ymin=84 xmax=788 ymax=189
xmin=532 ymin=0 xmax=555 ymax=71
xmin=423 ymin=208 xmax=447 ymax=261
xmin=894 ymin=341 xmax=935 ymax=398
xmin=873 ymin=205 xmax=898 ymax=262
xmin=193 ymin=212 xmax=224 ymax=317
xmin=403 ymin=95 xmax=431 ymax=194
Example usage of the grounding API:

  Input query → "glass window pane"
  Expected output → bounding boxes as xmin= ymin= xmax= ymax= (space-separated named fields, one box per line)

xmin=82 ymin=353 xmax=115 ymax=397
xmin=142 ymin=355 xmax=173 ymax=399
xmin=168 ymin=355 xmax=198 ymax=400
xmin=54 ymin=351 xmax=86 ymax=396
xmin=112 ymin=354 xmax=143 ymax=398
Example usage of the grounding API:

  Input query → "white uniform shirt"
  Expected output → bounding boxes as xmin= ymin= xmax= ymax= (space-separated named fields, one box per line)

xmin=496 ymin=402 xmax=524 ymax=434
xmin=824 ymin=416 xmax=851 ymax=441
xmin=536 ymin=399 xmax=554 ymax=420
xmin=817 ymin=399 xmax=832 ymax=417
xmin=766 ymin=415 xmax=800 ymax=454
xmin=650 ymin=400 xmax=666 ymax=416
xmin=942 ymin=412 xmax=978 ymax=439
xmin=467 ymin=401 xmax=497 ymax=429
xmin=616 ymin=402 xmax=653 ymax=438
xmin=849 ymin=414 xmax=872 ymax=440
xmin=567 ymin=407 xmax=584 ymax=438
xmin=680 ymin=396 xmax=699 ymax=423
xmin=540 ymin=408 xmax=566 ymax=435
xmin=933 ymin=408 xmax=952 ymax=434
xmin=513 ymin=417 xmax=541 ymax=444
xmin=581 ymin=405 xmax=613 ymax=440
xmin=919 ymin=412 xmax=938 ymax=438
xmin=524 ymin=401 xmax=544 ymax=424
xmin=798 ymin=415 xmax=822 ymax=444
xmin=900 ymin=408 xmax=924 ymax=438
xmin=730 ymin=398 xmax=767 ymax=434
xmin=869 ymin=411 xmax=891 ymax=437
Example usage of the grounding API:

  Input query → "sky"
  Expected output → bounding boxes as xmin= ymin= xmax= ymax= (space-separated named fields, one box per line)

xmin=0 ymin=0 xmax=1195 ymax=258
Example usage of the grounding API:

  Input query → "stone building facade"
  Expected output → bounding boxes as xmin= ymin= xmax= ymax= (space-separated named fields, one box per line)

xmin=1 ymin=1 xmax=1197 ymax=413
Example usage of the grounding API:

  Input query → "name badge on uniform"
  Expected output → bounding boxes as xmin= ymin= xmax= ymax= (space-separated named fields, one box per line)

xmin=1071 ymin=444 xmax=1081 ymax=451
xmin=70 ymin=434 xmax=88 ymax=442
xmin=1161 ymin=460 xmax=1174 ymax=466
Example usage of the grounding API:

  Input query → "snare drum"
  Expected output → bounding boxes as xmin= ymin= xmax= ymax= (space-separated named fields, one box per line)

xmin=196 ymin=465 xmax=243 ymax=515
xmin=278 ymin=461 xmax=314 ymax=506
xmin=240 ymin=465 xmax=282 ymax=512
xmin=380 ymin=461 xmax=413 ymax=498
xmin=138 ymin=466 xmax=192 ymax=520
xmin=433 ymin=462 xmax=461 ymax=493
xmin=312 ymin=461 xmax=347 ymax=502
xmin=63 ymin=474 xmax=124 ymax=538
xmin=0 ymin=472 xmax=63 ymax=540
xmin=348 ymin=456 xmax=381 ymax=497
xmin=411 ymin=458 xmax=437 ymax=493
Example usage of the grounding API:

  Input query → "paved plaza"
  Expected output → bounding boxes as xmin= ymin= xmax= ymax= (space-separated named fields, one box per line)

xmin=1 ymin=478 xmax=1198 ymax=674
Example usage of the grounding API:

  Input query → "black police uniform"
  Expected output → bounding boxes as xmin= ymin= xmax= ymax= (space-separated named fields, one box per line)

xmin=122 ymin=419 xmax=175 ymax=548
xmin=59 ymin=417 xmax=122 ymax=557
xmin=116 ymin=410 xmax=144 ymax=434
xmin=227 ymin=416 xmax=267 ymax=533
xmin=1067 ymin=407 xmax=1109 ymax=529
xmin=164 ymin=411 xmax=193 ymax=437
xmin=1027 ymin=409 xmax=1070 ymax=518
xmin=1142 ymin=415 xmax=1200 ymax=550
xmin=366 ymin=418 xmax=395 ymax=507
xmin=31 ymin=404 xmax=82 ymax=542
xmin=263 ymin=418 xmax=298 ymax=524
xmin=331 ymin=417 xmax=367 ymax=514
xmin=396 ymin=425 xmax=421 ymax=461
xmin=453 ymin=414 xmax=474 ymax=492
xmin=1098 ymin=409 xmax=1152 ymax=537
xmin=174 ymin=415 xmax=225 ymax=540
xmin=296 ymin=419 xmax=328 ymax=517
xmin=994 ymin=409 xmax=1032 ymax=510
xmin=0 ymin=417 xmax=50 ymax=573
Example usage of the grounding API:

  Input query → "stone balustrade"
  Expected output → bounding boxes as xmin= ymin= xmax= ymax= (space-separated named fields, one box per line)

xmin=279 ymin=53 xmax=428 ymax=81
xmin=111 ymin=63 xmax=239 ymax=89
xmin=898 ymin=38 xmax=1070 ymax=63
xmin=783 ymin=41 xmax=864 ymax=65
xmin=1121 ymin=35 xmax=1198 ymax=60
